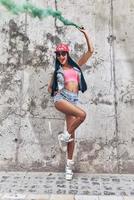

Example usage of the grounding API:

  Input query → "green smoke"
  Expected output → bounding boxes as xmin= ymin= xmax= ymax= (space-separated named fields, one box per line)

xmin=0 ymin=0 xmax=81 ymax=28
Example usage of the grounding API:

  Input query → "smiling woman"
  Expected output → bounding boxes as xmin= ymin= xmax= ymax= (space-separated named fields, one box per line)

xmin=47 ymin=27 xmax=94 ymax=181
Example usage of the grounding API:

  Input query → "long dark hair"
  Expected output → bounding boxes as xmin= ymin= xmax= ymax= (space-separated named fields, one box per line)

xmin=51 ymin=54 xmax=87 ymax=96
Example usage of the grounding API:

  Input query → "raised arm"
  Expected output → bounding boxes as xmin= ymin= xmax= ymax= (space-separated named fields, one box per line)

xmin=77 ymin=27 xmax=94 ymax=67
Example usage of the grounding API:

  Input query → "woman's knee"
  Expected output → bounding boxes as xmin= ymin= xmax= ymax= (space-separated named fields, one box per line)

xmin=79 ymin=111 xmax=86 ymax=122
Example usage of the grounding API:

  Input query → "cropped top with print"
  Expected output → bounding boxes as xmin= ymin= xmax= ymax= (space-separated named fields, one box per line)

xmin=63 ymin=67 xmax=79 ymax=84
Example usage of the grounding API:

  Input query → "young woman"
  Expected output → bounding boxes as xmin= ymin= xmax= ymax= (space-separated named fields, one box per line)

xmin=48 ymin=27 xmax=94 ymax=180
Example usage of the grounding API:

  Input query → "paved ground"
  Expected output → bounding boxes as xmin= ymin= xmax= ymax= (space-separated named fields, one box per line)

xmin=0 ymin=172 xmax=134 ymax=199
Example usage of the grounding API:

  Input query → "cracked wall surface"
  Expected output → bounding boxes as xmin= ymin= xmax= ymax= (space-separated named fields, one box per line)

xmin=0 ymin=0 xmax=134 ymax=173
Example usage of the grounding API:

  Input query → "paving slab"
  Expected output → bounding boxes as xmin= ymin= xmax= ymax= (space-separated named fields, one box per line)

xmin=25 ymin=194 xmax=50 ymax=200
xmin=98 ymin=196 xmax=123 ymax=200
xmin=0 ymin=193 xmax=26 ymax=199
xmin=75 ymin=195 xmax=99 ymax=200
xmin=123 ymin=197 xmax=134 ymax=200
xmin=50 ymin=194 xmax=74 ymax=200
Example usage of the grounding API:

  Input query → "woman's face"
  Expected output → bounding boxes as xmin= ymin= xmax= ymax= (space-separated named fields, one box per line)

xmin=56 ymin=51 xmax=68 ymax=65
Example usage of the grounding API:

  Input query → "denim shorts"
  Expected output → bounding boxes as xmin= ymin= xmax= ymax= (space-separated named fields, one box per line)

xmin=53 ymin=88 xmax=79 ymax=105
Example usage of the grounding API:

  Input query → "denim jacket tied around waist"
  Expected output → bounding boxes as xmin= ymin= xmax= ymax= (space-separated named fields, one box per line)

xmin=51 ymin=65 xmax=87 ymax=96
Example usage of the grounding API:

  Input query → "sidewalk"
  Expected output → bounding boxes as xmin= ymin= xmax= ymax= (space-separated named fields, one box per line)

xmin=0 ymin=172 xmax=134 ymax=199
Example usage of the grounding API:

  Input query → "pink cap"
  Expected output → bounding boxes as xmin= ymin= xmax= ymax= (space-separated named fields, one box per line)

xmin=55 ymin=43 xmax=70 ymax=52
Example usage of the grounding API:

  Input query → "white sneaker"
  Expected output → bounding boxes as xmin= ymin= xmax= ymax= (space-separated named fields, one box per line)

xmin=65 ymin=166 xmax=73 ymax=181
xmin=58 ymin=134 xmax=67 ymax=152
xmin=61 ymin=131 xmax=74 ymax=143
xmin=67 ymin=159 xmax=74 ymax=169
xmin=58 ymin=132 xmax=74 ymax=152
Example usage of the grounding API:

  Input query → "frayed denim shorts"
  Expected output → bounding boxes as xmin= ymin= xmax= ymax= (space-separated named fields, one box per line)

xmin=53 ymin=88 xmax=79 ymax=105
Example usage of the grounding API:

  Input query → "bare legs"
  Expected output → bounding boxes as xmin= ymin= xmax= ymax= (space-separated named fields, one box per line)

xmin=55 ymin=99 xmax=86 ymax=159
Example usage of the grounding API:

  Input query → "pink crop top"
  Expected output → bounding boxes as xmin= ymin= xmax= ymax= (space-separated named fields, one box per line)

xmin=64 ymin=67 xmax=79 ymax=84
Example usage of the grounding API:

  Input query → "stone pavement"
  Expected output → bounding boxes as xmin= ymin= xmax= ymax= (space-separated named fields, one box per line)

xmin=0 ymin=172 xmax=134 ymax=199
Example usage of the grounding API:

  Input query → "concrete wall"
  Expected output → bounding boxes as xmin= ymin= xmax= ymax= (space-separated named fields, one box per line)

xmin=0 ymin=0 xmax=134 ymax=173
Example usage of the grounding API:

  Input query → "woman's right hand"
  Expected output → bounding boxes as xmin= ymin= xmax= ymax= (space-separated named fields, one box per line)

xmin=78 ymin=26 xmax=87 ymax=35
xmin=48 ymin=87 xmax=52 ymax=93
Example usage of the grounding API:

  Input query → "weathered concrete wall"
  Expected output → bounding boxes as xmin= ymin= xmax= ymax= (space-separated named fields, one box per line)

xmin=0 ymin=0 xmax=134 ymax=173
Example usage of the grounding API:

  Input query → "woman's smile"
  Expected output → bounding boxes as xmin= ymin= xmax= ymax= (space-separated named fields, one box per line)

xmin=59 ymin=56 xmax=67 ymax=65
